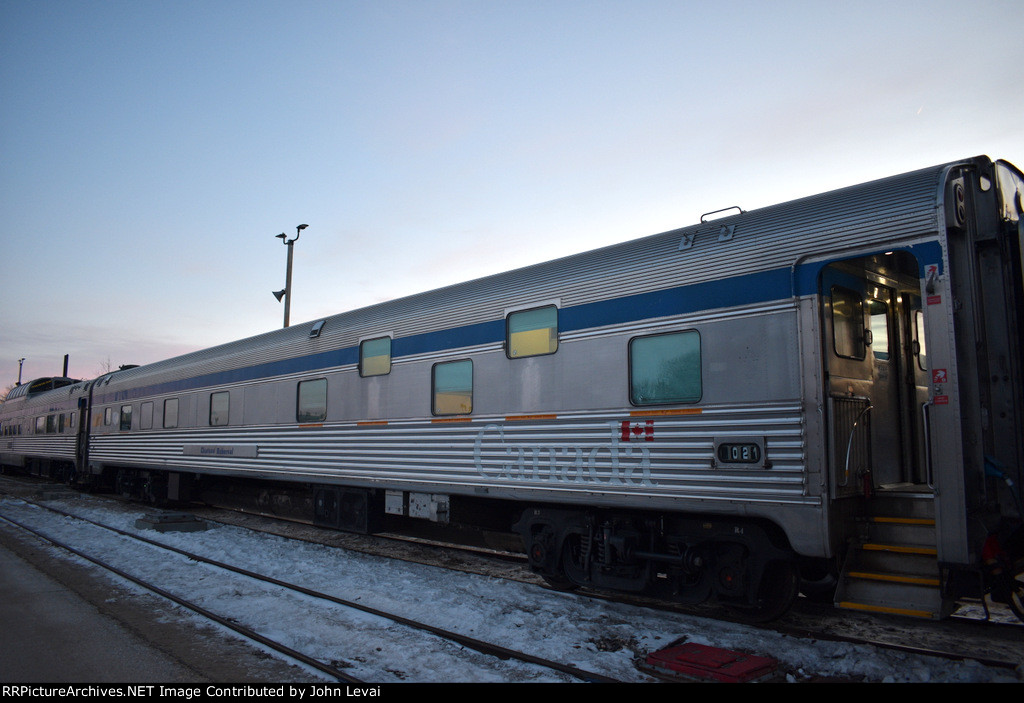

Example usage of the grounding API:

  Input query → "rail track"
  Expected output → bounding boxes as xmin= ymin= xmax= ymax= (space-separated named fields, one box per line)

xmin=1 ymin=475 xmax=1020 ymax=682
xmin=184 ymin=491 xmax=1024 ymax=672
xmin=0 ymin=488 xmax=620 ymax=683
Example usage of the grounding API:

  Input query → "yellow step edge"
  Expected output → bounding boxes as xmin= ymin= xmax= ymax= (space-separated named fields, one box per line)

xmin=868 ymin=516 xmax=935 ymax=526
xmin=847 ymin=571 xmax=940 ymax=587
xmin=860 ymin=543 xmax=937 ymax=556
xmin=837 ymin=601 xmax=936 ymax=619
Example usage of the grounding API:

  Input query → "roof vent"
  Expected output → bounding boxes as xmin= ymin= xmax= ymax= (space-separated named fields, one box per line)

xmin=309 ymin=320 xmax=326 ymax=338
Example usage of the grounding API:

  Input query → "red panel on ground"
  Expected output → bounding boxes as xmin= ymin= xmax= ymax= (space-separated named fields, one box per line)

xmin=645 ymin=642 xmax=777 ymax=682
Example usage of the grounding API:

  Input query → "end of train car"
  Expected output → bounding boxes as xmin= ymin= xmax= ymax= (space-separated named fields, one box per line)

xmin=2 ymin=156 xmax=1022 ymax=623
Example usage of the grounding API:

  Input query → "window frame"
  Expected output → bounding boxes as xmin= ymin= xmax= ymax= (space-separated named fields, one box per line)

xmin=431 ymin=359 xmax=473 ymax=416
xmin=359 ymin=336 xmax=393 ymax=377
xmin=627 ymin=329 xmax=703 ymax=406
xmin=505 ymin=304 xmax=559 ymax=359
xmin=296 ymin=378 xmax=328 ymax=423
xmin=140 ymin=401 xmax=153 ymax=430
xmin=209 ymin=391 xmax=230 ymax=427
xmin=831 ymin=285 xmax=866 ymax=361
xmin=163 ymin=398 xmax=179 ymax=429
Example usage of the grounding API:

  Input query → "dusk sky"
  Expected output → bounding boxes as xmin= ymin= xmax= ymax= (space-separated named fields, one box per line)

xmin=2 ymin=0 xmax=1022 ymax=390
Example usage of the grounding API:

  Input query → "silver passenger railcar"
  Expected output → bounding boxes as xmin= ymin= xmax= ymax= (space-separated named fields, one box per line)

xmin=3 ymin=155 xmax=1022 ymax=621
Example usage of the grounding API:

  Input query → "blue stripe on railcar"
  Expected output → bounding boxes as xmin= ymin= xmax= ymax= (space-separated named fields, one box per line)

xmin=94 ymin=241 xmax=942 ymax=404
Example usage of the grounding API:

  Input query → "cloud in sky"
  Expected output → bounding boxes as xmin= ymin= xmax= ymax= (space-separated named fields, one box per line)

xmin=1 ymin=0 xmax=1022 ymax=386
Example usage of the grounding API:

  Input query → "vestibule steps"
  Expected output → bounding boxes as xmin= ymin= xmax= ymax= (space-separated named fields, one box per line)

xmin=835 ymin=492 xmax=951 ymax=619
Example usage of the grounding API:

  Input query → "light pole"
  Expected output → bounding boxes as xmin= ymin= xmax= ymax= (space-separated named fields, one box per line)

xmin=17 ymin=358 xmax=24 ymax=386
xmin=273 ymin=224 xmax=308 ymax=328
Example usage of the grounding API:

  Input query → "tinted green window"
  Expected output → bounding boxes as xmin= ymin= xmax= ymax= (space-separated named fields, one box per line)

xmin=629 ymin=331 xmax=701 ymax=405
xmin=297 ymin=378 xmax=328 ymax=422
xmin=432 ymin=360 xmax=473 ymax=415
xmin=507 ymin=306 xmax=558 ymax=358
xmin=360 ymin=337 xmax=392 ymax=377
xmin=210 ymin=391 xmax=229 ymax=426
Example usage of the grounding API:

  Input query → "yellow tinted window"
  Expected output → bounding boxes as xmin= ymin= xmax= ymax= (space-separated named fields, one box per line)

xmin=433 ymin=360 xmax=472 ymax=415
xmin=507 ymin=306 xmax=557 ymax=358
xmin=360 ymin=337 xmax=392 ymax=377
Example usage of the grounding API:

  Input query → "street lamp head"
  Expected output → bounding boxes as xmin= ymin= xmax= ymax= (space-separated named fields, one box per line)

xmin=297 ymin=224 xmax=308 ymax=231
xmin=276 ymin=232 xmax=287 ymax=241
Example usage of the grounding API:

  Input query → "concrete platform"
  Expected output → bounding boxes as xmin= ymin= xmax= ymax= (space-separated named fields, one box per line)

xmin=0 ymin=544 xmax=199 ymax=682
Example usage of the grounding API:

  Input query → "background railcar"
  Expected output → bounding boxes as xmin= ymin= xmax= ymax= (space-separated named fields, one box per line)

xmin=3 ymin=155 xmax=1022 ymax=622
xmin=0 ymin=377 xmax=85 ymax=479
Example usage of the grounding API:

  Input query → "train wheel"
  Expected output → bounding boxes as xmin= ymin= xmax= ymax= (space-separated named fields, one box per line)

xmin=525 ymin=525 xmax=578 ymax=591
xmin=727 ymin=560 xmax=799 ymax=623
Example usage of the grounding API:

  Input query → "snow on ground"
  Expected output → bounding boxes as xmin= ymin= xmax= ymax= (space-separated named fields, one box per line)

xmin=1 ymin=493 xmax=1020 ymax=684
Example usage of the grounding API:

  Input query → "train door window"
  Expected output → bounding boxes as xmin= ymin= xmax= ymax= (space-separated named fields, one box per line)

xmin=297 ymin=379 xmax=328 ymax=423
xmin=914 ymin=310 xmax=928 ymax=370
xmin=35 ymin=417 xmax=45 ymax=433
xmin=831 ymin=286 xmax=866 ymax=360
xmin=359 ymin=337 xmax=392 ymax=377
xmin=140 ymin=402 xmax=153 ymax=430
xmin=58 ymin=414 xmax=65 ymax=433
xmin=210 ymin=391 xmax=229 ymax=426
xmin=104 ymin=407 xmax=113 ymax=426
xmin=507 ymin=305 xmax=558 ymax=358
xmin=164 ymin=398 xmax=179 ymax=428
xmin=868 ymin=299 xmax=890 ymax=361
xmin=120 ymin=405 xmax=132 ymax=431
xmin=432 ymin=359 xmax=473 ymax=415
xmin=45 ymin=415 xmax=56 ymax=433
xmin=629 ymin=330 xmax=702 ymax=405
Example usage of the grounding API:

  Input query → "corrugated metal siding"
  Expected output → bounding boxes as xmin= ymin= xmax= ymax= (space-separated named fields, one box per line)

xmin=89 ymin=401 xmax=809 ymax=507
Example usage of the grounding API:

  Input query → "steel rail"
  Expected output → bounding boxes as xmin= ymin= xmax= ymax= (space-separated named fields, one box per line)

xmin=0 ymin=510 xmax=364 ymax=683
xmin=1 ymin=495 xmax=619 ymax=683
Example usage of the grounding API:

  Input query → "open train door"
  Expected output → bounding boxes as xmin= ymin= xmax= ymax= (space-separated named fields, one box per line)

xmin=821 ymin=252 xmax=930 ymax=496
xmin=822 ymin=158 xmax=1024 ymax=619
xmin=821 ymin=247 xmax=956 ymax=618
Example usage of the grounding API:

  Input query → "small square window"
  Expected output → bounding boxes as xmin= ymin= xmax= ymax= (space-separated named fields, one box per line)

xmin=507 ymin=305 xmax=558 ymax=358
xmin=360 ymin=336 xmax=392 ymax=377
xmin=629 ymin=330 xmax=702 ymax=405
xmin=297 ymin=379 xmax=328 ymax=423
xmin=163 ymin=398 xmax=179 ymax=429
xmin=210 ymin=391 xmax=230 ymax=426
xmin=432 ymin=360 xmax=473 ymax=415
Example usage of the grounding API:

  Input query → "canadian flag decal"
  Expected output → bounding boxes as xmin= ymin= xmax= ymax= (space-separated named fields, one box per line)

xmin=621 ymin=420 xmax=654 ymax=442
